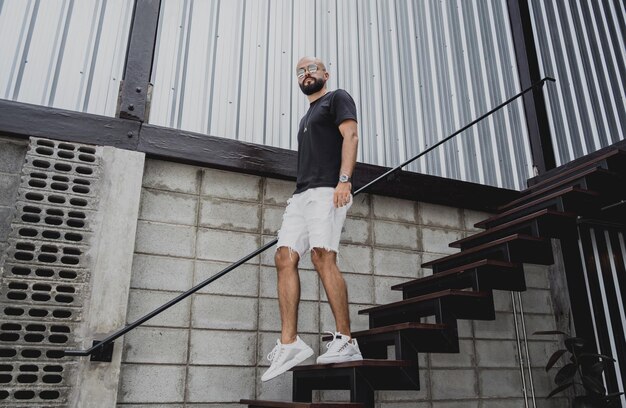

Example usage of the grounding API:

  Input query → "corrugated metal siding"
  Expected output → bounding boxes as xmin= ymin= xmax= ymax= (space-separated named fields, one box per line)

xmin=0 ymin=0 xmax=133 ymax=117
xmin=149 ymin=0 xmax=533 ymax=190
xmin=528 ymin=0 xmax=626 ymax=167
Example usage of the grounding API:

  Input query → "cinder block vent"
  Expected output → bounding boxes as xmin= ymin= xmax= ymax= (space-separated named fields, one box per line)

xmin=0 ymin=137 xmax=101 ymax=405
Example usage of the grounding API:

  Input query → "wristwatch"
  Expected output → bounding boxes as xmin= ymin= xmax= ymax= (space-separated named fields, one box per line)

xmin=339 ymin=174 xmax=351 ymax=183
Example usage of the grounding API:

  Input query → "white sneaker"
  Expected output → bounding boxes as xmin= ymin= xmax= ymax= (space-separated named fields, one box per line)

xmin=316 ymin=331 xmax=363 ymax=364
xmin=261 ymin=336 xmax=314 ymax=382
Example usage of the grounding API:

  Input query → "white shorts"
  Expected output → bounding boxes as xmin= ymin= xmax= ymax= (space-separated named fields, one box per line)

xmin=276 ymin=187 xmax=352 ymax=258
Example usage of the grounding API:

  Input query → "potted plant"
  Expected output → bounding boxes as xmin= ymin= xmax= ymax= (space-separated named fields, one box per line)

xmin=534 ymin=330 xmax=623 ymax=407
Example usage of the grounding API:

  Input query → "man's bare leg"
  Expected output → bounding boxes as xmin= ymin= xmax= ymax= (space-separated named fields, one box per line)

xmin=275 ymin=247 xmax=301 ymax=344
xmin=311 ymin=248 xmax=351 ymax=337
xmin=262 ymin=247 xmax=313 ymax=382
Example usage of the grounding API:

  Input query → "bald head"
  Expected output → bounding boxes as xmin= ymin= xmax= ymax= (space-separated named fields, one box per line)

xmin=296 ymin=56 xmax=326 ymax=72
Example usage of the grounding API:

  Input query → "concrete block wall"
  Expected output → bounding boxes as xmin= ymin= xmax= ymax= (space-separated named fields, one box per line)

xmin=0 ymin=137 xmax=144 ymax=407
xmin=117 ymin=158 xmax=565 ymax=407
xmin=0 ymin=136 xmax=28 ymax=265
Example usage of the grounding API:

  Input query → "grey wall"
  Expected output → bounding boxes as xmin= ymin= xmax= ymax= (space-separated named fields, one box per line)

xmin=148 ymin=0 xmax=533 ymax=190
xmin=116 ymin=158 xmax=567 ymax=407
xmin=4 ymin=0 xmax=625 ymax=191
xmin=0 ymin=0 xmax=133 ymax=116
xmin=529 ymin=0 xmax=626 ymax=166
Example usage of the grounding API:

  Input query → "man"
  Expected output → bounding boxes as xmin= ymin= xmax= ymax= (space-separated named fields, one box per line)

xmin=261 ymin=57 xmax=362 ymax=382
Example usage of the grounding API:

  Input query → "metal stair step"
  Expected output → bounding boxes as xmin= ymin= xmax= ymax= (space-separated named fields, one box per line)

xmin=291 ymin=360 xmax=419 ymax=404
xmin=240 ymin=400 xmax=364 ymax=408
xmin=499 ymin=167 xmax=621 ymax=212
xmin=474 ymin=187 xmax=599 ymax=229
xmin=526 ymin=148 xmax=626 ymax=189
xmin=391 ymin=259 xmax=525 ymax=297
xmin=292 ymin=359 xmax=415 ymax=371
xmin=451 ymin=209 xmax=577 ymax=250
xmin=349 ymin=322 xmax=459 ymax=355
xmin=358 ymin=289 xmax=494 ymax=327
xmin=421 ymin=234 xmax=553 ymax=273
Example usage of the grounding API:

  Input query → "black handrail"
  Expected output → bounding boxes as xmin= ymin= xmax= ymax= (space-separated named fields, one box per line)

xmin=63 ymin=76 xmax=555 ymax=358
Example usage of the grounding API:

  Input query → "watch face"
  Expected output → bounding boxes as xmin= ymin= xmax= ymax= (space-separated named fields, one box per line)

xmin=339 ymin=175 xmax=349 ymax=182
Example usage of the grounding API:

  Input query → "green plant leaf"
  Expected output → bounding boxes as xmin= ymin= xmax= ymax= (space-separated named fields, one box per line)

xmin=605 ymin=392 xmax=625 ymax=406
xmin=545 ymin=349 xmax=568 ymax=371
xmin=555 ymin=363 xmax=578 ymax=385
xmin=534 ymin=330 xmax=569 ymax=336
xmin=547 ymin=382 xmax=574 ymax=398
xmin=582 ymin=375 xmax=606 ymax=395
xmin=565 ymin=337 xmax=586 ymax=352
xmin=588 ymin=361 xmax=607 ymax=375
xmin=580 ymin=353 xmax=616 ymax=362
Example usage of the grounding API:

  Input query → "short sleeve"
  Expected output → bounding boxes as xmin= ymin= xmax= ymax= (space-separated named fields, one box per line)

xmin=330 ymin=89 xmax=358 ymax=127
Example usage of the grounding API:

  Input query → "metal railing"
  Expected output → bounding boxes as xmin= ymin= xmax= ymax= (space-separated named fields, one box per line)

xmin=63 ymin=76 xmax=556 ymax=360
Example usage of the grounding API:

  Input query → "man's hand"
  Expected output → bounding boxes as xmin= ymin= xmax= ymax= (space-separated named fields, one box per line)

xmin=334 ymin=182 xmax=352 ymax=208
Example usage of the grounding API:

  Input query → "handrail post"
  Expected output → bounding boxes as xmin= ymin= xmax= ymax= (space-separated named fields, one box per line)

xmin=63 ymin=76 xmax=555 ymax=358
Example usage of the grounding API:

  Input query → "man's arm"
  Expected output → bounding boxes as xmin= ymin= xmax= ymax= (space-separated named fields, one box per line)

xmin=334 ymin=119 xmax=358 ymax=208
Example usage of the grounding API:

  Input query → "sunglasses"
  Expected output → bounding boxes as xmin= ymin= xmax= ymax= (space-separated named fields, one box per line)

xmin=296 ymin=64 xmax=322 ymax=78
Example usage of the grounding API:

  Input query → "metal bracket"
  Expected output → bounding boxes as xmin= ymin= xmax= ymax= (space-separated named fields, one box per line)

xmin=90 ymin=340 xmax=114 ymax=362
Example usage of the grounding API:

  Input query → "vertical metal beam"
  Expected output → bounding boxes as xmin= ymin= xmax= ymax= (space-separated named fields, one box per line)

xmin=350 ymin=372 xmax=375 ymax=408
xmin=118 ymin=0 xmax=161 ymax=121
xmin=507 ymin=0 xmax=556 ymax=175
xmin=291 ymin=374 xmax=313 ymax=402
xmin=559 ymin=233 xmax=600 ymax=359
xmin=511 ymin=292 xmax=531 ymax=408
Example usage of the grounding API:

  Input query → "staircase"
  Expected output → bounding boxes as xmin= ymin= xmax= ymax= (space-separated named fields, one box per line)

xmin=241 ymin=148 xmax=626 ymax=408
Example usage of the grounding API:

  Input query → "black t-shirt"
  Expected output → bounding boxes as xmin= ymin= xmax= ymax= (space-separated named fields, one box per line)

xmin=295 ymin=89 xmax=358 ymax=194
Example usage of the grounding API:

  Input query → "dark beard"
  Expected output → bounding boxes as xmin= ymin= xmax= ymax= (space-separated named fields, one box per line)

xmin=299 ymin=77 xmax=326 ymax=95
